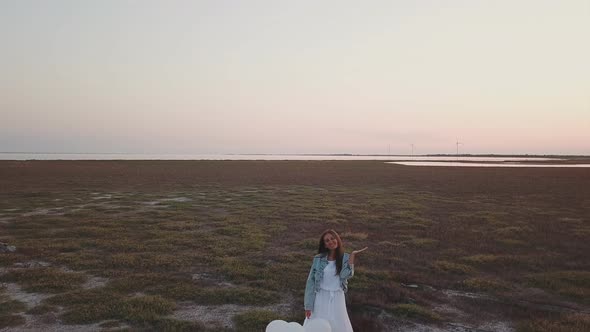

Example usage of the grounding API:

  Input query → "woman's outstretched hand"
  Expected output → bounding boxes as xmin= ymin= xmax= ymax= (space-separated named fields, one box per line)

xmin=305 ymin=310 xmax=312 ymax=319
xmin=351 ymin=247 xmax=368 ymax=255
xmin=350 ymin=247 xmax=368 ymax=265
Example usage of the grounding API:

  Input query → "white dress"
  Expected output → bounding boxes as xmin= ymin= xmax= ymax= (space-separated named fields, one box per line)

xmin=304 ymin=260 xmax=354 ymax=332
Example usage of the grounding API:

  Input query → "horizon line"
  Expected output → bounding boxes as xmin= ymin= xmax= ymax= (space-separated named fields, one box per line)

xmin=1 ymin=152 xmax=589 ymax=157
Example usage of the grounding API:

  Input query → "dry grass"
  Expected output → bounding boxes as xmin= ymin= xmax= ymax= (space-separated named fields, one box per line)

xmin=341 ymin=232 xmax=369 ymax=241
xmin=433 ymin=260 xmax=474 ymax=275
xmin=0 ymin=288 xmax=27 ymax=329
xmin=233 ymin=310 xmax=289 ymax=332
xmin=1 ymin=160 xmax=589 ymax=331
xmin=526 ymin=271 xmax=590 ymax=303
xmin=461 ymin=277 xmax=510 ymax=292
xmin=388 ymin=303 xmax=442 ymax=322
xmin=0 ymin=268 xmax=87 ymax=293
xmin=517 ymin=313 xmax=590 ymax=332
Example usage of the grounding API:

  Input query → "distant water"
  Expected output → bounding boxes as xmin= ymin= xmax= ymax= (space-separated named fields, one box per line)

xmin=0 ymin=153 xmax=562 ymax=162
xmin=390 ymin=161 xmax=590 ymax=168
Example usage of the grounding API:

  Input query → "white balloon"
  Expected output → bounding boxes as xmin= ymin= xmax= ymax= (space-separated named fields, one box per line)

xmin=266 ymin=320 xmax=288 ymax=332
xmin=286 ymin=322 xmax=305 ymax=332
xmin=304 ymin=318 xmax=332 ymax=332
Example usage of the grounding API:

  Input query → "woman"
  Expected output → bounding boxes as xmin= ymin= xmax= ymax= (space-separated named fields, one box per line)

xmin=304 ymin=229 xmax=368 ymax=332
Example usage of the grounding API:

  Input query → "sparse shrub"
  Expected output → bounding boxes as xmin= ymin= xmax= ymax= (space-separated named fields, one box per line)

xmin=233 ymin=310 xmax=284 ymax=332
xmin=27 ymin=304 xmax=59 ymax=315
xmin=148 ymin=318 xmax=207 ymax=331
xmin=0 ymin=314 xmax=26 ymax=329
xmin=461 ymin=278 xmax=509 ymax=292
xmin=527 ymin=271 xmax=590 ymax=302
xmin=215 ymin=225 xmax=243 ymax=236
xmin=106 ymin=273 xmax=181 ymax=293
xmin=94 ymin=238 xmax=147 ymax=252
xmin=108 ymin=253 xmax=141 ymax=268
xmin=0 ymin=268 xmax=86 ymax=293
xmin=495 ymin=238 xmax=526 ymax=246
xmin=461 ymin=254 xmax=525 ymax=268
xmin=153 ymin=281 xmax=199 ymax=300
xmin=388 ymin=304 xmax=442 ymax=322
xmin=216 ymin=256 xmax=263 ymax=282
xmin=54 ymin=252 xmax=106 ymax=270
xmin=58 ymin=294 xmax=175 ymax=324
xmin=299 ymin=238 xmax=318 ymax=250
xmin=493 ymin=226 xmax=532 ymax=237
xmin=348 ymin=268 xmax=391 ymax=291
xmin=46 ymin=288 xmax=122 ymax=307
xmin=433 ymin=261 xmax=473 ymax=274
xmin=461 ymin=254 xmax=502 ymax=264
xmin=120 ymin=296 xmax=176 ymax=322
xmin=154 ymin=280 xmax=279 ymax=305
xmin=196 ymin=287 xmax=279 ymax=305
xmin=350 ymin=311 xmax=386 ymax=332
xmin=0 ymin=254 xmax=22 ymax=267
xmin=342 ymin=232 xmax=369 ymax=241
xmin=517 ymin=313 xmax=590 ymax=332
xmin=0 ymin=298 xmax=26 ymax=315
xmin=394 ymin=234 xmax=416 ymax=241
xmin=405 ymin=238 xmax=439 ymax=248
xmin=98 ymin=320 xmax=121 ymax=328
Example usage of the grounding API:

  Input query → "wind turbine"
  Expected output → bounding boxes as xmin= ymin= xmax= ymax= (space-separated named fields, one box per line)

xmin=456 ymin=139 xmax=463 ymax=159
xmin=411 ymin=143 xmax=414 ymax=157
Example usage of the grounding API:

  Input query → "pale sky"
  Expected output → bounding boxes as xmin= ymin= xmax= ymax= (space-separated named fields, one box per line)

xmin=1 ymin=0 xmax=589 ymax=155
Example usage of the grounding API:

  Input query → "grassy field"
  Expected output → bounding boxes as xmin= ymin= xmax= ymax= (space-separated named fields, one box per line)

xmin=1 ymin=160 xmax=589 ymax=331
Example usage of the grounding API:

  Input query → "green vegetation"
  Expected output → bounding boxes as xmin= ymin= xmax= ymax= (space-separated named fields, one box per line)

xmin=0 ymin=289 xmax=27 ymax=329
xmin=0 ymin=297 xmax=26 ymax=316
xmin=1 ymin=160 xmax=589 ymax=331
xmin=404 ymin=237 xmax=439 ymax=248
xmin=27 ymin=304 xmax=59 ymax=315
xmin=0 ymin=314 xmax=26 ymax=329
xmin=157 ymin=282 xmax=280 ymax=305
xmin=527 ymin=271 xmax=590 ymax=303
xmin=461 ymin=277 xmax=510 ymax=292
xmin=517 ymin=314 xmax=590 ymax=332
xmin=233 ymin=310 xmax=287 ymax=332
xmin=0 ymin=268 xmax=87 ymax=293
xmin=49 ymin=291 xmax=175 ymax=325
xmin=148 ymin=318 xmax=208 ymax=332
xmin=433 ymin=260 xmax=474 ymax=275
xmin=388 ymin=304 xmax=442 ymax=322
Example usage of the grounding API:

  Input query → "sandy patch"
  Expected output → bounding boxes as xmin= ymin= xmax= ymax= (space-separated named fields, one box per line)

xmin=170 ymin=298 xmax=294 ymax=329
xmin=0 ymin=262 xmax=114 ymax=332
xmin=12 ymin=261 xmax=51 ymax=269
xmin=192 ymin=272 xmax=236 ymax=288
xmin=442 ymin=289 xmax=497 ymax=301
xmin=143 ymin=197 xmax=192 ymax=206
xmin=22 ymin=207 xmax=66 ymax=217
xmin=161 ymin=197 xmax=192 ymax=202
xmin=81 ymin=276 xmax=109 ymax=290
xmin=3 ymin=314 xmax=103 ymax=332
xmin=1 ymin=282 xmax=50 ymax=308
xmin=91 ymin=194 xmax=113 ymax=200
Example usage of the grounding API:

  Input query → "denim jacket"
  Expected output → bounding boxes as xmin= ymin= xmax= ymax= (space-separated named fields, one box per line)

xmin=304 ymin=253 xmax=354 ymax=311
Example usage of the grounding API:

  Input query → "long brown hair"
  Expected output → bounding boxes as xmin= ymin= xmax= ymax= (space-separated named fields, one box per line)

xmin=318 ymin=229 xmax=344 ymax=274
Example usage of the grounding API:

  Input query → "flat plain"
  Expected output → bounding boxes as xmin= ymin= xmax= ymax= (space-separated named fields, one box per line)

xmin=1 ymin=160 xmax=589 ymax=331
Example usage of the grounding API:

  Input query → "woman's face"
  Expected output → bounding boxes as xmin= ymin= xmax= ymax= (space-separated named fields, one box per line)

xmin=323 ymin=233 xmax=339 ymax=251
